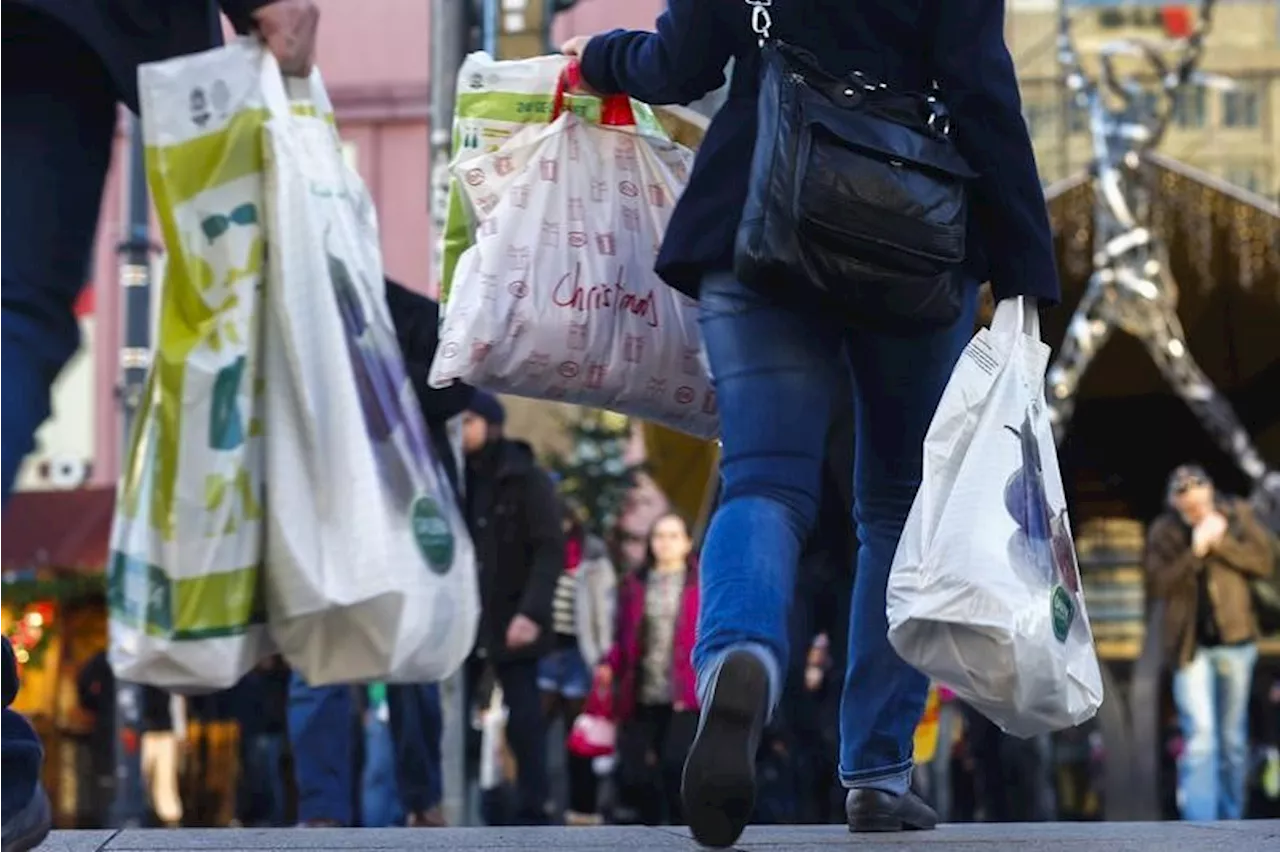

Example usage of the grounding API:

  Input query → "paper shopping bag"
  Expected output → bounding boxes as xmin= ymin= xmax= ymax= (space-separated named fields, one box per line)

xmin=108 ymin=39 xmax=277 ymax=690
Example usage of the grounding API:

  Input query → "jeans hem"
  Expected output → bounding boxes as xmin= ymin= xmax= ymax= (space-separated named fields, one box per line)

xmin=838 ymin=758 xmax=914 ymax=789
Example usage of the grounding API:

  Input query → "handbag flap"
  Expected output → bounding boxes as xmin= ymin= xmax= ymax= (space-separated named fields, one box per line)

xmin=801 ymin=92 xmax=977 ymax=181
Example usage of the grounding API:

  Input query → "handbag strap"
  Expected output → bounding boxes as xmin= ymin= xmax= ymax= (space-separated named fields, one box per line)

xmin=743 ymin=0 xmax=949 ymax=126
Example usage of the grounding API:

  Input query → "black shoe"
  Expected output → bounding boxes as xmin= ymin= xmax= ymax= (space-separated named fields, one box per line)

xmin=845 ymin=787 xmax=939 ymax=832
xmin=2 ymin=786 xmax=51 ymax=852
xmin=0 ymin=634 xmax=16 ymax=706
xmin=680 ymin=650 xmax=769 ymax=849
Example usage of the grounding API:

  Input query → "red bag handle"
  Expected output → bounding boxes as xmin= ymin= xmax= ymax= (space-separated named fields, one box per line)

xmin=552 ymin=61 xmax=637 ymax=127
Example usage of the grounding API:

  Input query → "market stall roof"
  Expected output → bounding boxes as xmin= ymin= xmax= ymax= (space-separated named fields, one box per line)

xmin=1 ymin=487 xmax=116 ymax=573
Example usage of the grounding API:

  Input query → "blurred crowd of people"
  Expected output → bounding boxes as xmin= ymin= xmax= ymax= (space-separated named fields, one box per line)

xmin=62 ymin=441 xmax=1280 ymax=831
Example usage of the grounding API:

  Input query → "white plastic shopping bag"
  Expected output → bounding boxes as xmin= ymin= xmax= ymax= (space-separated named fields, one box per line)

xmin=259 ymin=56 xmax=479 ymax=685
xmin=887 ymin=298 xmax=1103 ymax=737
xmin=109 ymin=39 xmax=277 ymax=689
xmin=429 ymin=104 xmax=716 ymax=438
xmin=440 ymin=52 xmax=671 ymax=301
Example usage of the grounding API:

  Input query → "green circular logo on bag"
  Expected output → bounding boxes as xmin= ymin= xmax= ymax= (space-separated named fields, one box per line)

xmin=1050 ymin=584 xmax=1076 ymax=643
xmin=411 ymin=496 xmax=454 ymax=574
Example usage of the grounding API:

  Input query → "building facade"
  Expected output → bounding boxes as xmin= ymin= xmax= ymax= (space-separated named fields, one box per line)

xmin=17 ymin=0 xmax=1276 ymax=494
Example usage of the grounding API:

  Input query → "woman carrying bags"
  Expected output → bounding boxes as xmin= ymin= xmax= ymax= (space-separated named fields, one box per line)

xmin=597 ymin=513 xmax=700 ymax=826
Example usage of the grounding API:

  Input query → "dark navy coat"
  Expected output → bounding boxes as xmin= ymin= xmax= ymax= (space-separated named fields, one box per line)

xmin=8 ymin=0 xmax=273 ymax=112
xmin=579 ymin=0 xmax=1061 ymax=305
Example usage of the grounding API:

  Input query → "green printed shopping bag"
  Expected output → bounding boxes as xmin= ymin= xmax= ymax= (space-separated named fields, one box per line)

xmin=439 ymin=52 xmax=670 ymax=302
xmin=108 ymin=39 xmax=280 ymax=690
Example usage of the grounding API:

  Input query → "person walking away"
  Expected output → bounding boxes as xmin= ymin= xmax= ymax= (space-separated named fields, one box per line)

xmin=561 ymin=0 xmax=1059 ymax=845
xmin=540 ymin=506 xmax=617 ymax=825
xmin=598 ymin=513 xmax=700 ymax=826
xmin=1145 ymin=464 xmax=1274 ymax=821
xmin=1 ymin=3 xmax=318 ymax=849
xmin=463 ymin=391 xmax=565 ymax=825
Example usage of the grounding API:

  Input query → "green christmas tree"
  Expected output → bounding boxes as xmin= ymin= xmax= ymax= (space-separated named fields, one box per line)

xmin=547 ymin=410 xmax=645 ymax=539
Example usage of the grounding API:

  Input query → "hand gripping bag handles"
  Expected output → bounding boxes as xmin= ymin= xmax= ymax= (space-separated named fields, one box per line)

xmin=258 ymin=55 xmax=479 ymax=685
xmin=734 ymin=1 xmax=977 ymax=333
xmin=887 ymin=298 xmax=1104 ymax=737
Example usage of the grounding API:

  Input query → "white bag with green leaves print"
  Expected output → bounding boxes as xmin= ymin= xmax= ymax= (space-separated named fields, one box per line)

xmin=440 ymin=52 xmax=670 ymax=303
xmin=109 ymin=39 xmax=276 ymax=690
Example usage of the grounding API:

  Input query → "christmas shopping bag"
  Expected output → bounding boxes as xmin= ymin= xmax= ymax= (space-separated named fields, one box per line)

xmin=259 ymin=56 xmax=478 ymax=685
xmin=440 ymin=52 xmax=670 ymax=301
xmin=887 ymin=298 xmax=1103 ymax=738
xmin=567 ymin=672 xmax=617 ymax=759
xmin=430 ymin=83 xmax=715 ymax=438
xmin=108 ymin=39 xmax=276 ymax=690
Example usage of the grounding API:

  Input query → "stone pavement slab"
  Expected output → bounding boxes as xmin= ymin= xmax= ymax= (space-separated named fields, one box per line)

xmin=49 ymin=821 xmax=1280 ymax=852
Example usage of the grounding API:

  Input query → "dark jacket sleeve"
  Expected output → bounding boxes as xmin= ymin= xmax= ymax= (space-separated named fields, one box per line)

xmin=384 ymin=278 xmax=475 ymax=427
xmin=217 ymin=0 xmax=274 ymax=35
xmin=578 ymin=1 xmax=732 ymax=106
xmin=1209 ymin=501 xmax=1274 ymax=579
xmin=1145 ymin=514 xmax=1200 ymax=599
xmin=517 ymin=469 xmax=567 ymax=629
xmin=931 ymin=0 xmax=1060 ymax=305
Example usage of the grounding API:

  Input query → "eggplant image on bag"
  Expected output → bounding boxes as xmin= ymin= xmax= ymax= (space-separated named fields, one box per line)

xmin=1003 ymin=406 xmax=1083 ymax=642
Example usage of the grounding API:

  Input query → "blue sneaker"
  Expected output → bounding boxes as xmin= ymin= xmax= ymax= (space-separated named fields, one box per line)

xmin=0 ymin=782 xmax=51 ymax=849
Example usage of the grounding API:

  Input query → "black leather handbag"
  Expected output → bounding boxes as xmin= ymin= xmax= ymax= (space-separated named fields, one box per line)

xmin=734 ymin=0 xmax=978 ymax=332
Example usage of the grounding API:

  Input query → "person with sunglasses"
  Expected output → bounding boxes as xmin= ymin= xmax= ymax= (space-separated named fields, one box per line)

xmin=1145 ymin=464 xmax=1274 ymax=821
xmin=3 ymin=6 xmax=318 ymax=846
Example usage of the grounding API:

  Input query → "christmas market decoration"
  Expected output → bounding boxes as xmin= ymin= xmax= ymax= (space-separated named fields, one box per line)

xmin=547 ymin=409 xmax=645 ymax=539
xmin=2 ymin=573 xmax=106 ymax=672
xmin=1050 ymin=0 xmax=1279 ymax=529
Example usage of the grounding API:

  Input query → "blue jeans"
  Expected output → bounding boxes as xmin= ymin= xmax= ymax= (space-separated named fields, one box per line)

xmin=238 ymin=733 xmax=286 ymax=826
xmin=386 ymin=683 xmax=444 ymax=814
xmin=361 ymin=711 xmax=404 ymax=827
xmin=2 ymin=11 xmax=119 ymax=830
xmin=693 ymin=270 xmax=977 ymax=796
xmin=537 ymin=645 xmax=593 ymax=700
xmin=287 ymin=674 xmax=356 ymax=825
xmin=1172 ymin=643 xmax=1258 ymax=820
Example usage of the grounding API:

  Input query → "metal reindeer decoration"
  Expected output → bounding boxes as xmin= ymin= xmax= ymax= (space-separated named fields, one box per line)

xmin=1049 ymin=0 xmax=1279 ymax=524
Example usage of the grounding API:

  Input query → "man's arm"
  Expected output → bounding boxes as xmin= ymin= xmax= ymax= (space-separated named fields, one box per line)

xmin=516 ymin=469 xmax=567 ymax=631
xmin=931 ymin=0 xmax=1060 ymax=304
xmin=1208 ymin=502 xmax=1275 ymax=579
xmin=1145 ymin=515 xmax=1200 ymax=599
xmin=578 ymin=1 xmax=732 ymax=106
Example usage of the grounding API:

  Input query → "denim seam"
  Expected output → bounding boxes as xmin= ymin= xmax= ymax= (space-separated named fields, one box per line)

xmin=838 ymin=756 xmax=915 ymax=787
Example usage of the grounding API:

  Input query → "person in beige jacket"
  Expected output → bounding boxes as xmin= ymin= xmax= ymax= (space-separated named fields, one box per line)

xmin=1144 ymin=464 xmax=1274 ymax=821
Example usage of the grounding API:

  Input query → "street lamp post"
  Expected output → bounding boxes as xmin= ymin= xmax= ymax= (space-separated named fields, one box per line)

xmin=430 ymin=0 xmax=472 ymax=827
xmin=110 ymin=113 xmax=153 ymax=829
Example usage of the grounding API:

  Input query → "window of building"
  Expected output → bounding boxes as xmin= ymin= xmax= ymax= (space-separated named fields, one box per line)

xmin=1221 ymin=84 xmax=1260 ymax=129
xmin=1223 ymin=166 xmax=1267 ymax=195
xmin=1172 ymin=85 xmax=1206 ymax=129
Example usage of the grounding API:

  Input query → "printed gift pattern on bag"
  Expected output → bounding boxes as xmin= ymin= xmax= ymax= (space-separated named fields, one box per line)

xmin=430 ymin=112 xmax=716 ymax=437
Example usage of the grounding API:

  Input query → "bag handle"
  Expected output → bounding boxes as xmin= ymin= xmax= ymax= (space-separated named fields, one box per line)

xmin=991 ymin=296 xmax=1041 ymax=341
xmin=552 ymin=61 xmax=637 ymax=127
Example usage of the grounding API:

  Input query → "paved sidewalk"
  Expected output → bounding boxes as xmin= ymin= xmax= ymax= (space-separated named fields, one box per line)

xmin=43 ymin=821 xmax=1280 ymax=852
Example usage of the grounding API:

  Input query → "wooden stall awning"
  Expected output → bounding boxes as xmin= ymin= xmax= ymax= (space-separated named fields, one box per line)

xmin=1 ymin=487 xmax=115 ymax=573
